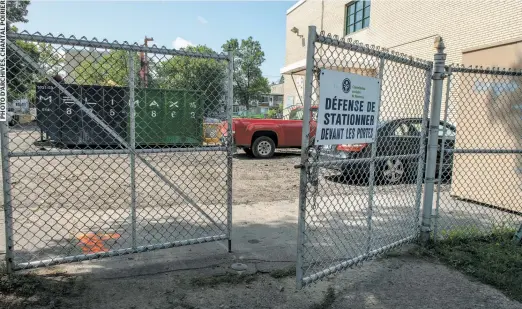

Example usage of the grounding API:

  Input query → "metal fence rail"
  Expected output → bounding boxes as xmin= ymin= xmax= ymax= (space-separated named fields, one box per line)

xmin=296 ymin=27 xmax=433 ymax=288
xmin=433 ymin=66 xmax=522 ymax=239
xmin=3 ymin=32 xmax=233 ymax=272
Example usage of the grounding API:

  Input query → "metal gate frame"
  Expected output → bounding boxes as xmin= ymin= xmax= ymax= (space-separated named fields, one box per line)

xmin=2 ymin=33 xmax=234 ymax=272
xmin=296 ymin=26 xmax=437 ymax=288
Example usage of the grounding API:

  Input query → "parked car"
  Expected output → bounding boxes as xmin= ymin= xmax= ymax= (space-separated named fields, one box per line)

xmin=319 ymin=118 xmax=456 ymax=184
xmin=232 ymin=106 xmax=317 ymax=158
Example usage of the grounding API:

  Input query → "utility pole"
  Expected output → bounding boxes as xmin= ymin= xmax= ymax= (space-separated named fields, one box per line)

xmin=140 ymin=36 xmax=154 ymax=88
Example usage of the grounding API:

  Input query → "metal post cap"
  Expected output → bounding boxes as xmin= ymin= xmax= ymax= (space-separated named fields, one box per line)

xmin=434 ymin=36 xmax=445 ymax=51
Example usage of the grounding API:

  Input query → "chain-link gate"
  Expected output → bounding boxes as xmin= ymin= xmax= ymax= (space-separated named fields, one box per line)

xmin=296 ymin=27 xmax=434 ymax=287
xmin=2 ymin=32 xmax=233 ymax=272
xmin=433 ymin=66 xmax=522 ymax=238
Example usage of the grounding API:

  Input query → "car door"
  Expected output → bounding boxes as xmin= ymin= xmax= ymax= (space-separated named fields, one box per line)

xmin=285 ymin=108 xmax=305 ymax=147
xmin=437 ymin=122 xmax=457 ymax=177
xmin=383 ymin=121 xmax=420 ymax=157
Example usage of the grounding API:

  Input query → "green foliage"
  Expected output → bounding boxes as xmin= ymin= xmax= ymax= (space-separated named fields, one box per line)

xmin=7 ymin=5 xmax=63 ymax=105
xmin=7 ymin=39 xmax=39 ymax=102
xmin=427 ymin=229 xmax=522 ymax=302
xmin=156 ymin=45 xmax=226 ymax=116
xmin=71 ymin=50 xmax=140 ymax=87
xmin=223 ymin=37 xmax=270 ymax=108
xmin=6 ymin=1 xmax=31 ymax=29
xmin=267 ymin=103 xmax=283 ymax=119
xmin=7 ymin=34 xmax=63 ymax=104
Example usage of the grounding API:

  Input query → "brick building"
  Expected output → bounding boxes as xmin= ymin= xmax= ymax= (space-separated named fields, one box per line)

xmin=281 ymin=0 xmax=522 ymax=109
xmin=281 ymin=0 xmax=522 ymax=211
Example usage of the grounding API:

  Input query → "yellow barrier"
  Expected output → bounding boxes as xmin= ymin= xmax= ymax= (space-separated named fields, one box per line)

xmin=203 ymin=123 xmax=223 ymax=144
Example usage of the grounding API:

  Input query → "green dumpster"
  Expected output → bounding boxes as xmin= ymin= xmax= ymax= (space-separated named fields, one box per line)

xmin=134 ymin=88 xmax=203 ymax=146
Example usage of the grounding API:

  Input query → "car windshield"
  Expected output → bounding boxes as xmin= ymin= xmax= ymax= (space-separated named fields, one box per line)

xmin=289 ymin=109 xmax=303 ymax=120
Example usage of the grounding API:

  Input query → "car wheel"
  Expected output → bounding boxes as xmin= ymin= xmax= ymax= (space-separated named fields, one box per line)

xmin=243 ymin=147 xmax=254 ymax=157
xmin=252 ymin=136 xmax=275 ymax=159
xmin=380 ymin=158 xmax=405 ymax=185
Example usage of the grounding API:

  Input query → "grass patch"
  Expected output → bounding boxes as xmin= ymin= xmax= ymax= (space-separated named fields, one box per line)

xmin=425 ymin=229 xmax=522 ymax=302
xmin=309 ymin=286 xmax=336 ymax=309
xmin=190 ymin=273 xmax=258 ymax=287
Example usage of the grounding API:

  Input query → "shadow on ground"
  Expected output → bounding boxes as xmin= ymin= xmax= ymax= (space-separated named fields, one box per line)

xmin=3 ymin=197 xmax=522 ymax=309
xmin=233 ymin=150 xmax=301 ymax=161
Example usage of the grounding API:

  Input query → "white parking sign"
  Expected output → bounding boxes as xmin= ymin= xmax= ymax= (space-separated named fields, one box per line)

xmin=315 ymin=69 xmax=381 ymax=145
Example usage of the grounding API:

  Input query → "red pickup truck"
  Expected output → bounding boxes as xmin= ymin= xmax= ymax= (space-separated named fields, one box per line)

xmin=232 ymin=106 xmax=317 ymax=158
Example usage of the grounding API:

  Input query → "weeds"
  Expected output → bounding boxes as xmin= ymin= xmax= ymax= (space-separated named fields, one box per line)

xmin=426 ymin=229 xmax=522 ymax=302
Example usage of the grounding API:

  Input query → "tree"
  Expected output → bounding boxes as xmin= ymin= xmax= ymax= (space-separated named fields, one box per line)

xmin=71 ymin=50 xmax=142 ymax=87
xmin=222 ymin=37 xmax=270 ymax=109
xmin=7 ymin=26 xmax=63 ymax=105
xmin=267 ymin=102 xmax=283 ymax=119
xmin=156 ymin=45 xmax=227 ymax=117
xmin=7 ymin=3 xmax=64 ymax=104
xmin=7 ymin=1 xmax=30 ymax=29
xmin=6 ymin=2 xmax=34 ymax=102
xmin=279 ymin=75 xmax=285 ymax=84
xmin=7 ymin=37 xmax=39 ymax=103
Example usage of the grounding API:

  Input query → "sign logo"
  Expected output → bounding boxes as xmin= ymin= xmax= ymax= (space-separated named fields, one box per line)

xmin=342 ymin=78 xmax=351 ymax=93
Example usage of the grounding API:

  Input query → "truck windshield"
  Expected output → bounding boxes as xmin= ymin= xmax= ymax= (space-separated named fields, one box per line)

xmin=289 ymin=108 xmax=318 ymax=121
xmin=289 ymin=109 xmax=303 ymax=120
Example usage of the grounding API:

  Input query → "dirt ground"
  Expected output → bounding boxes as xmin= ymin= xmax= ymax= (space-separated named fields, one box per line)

xmin=1 ymin=131 xmax=521 ymax=308
xmin=2 ymin=245 xmax=522 ymax=309
xmin=232 ymin=150 xmax=301 ymax=205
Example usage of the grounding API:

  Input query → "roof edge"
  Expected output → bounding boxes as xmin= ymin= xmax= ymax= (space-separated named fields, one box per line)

xmin=287 ymin=0 xmax=306 ymax=15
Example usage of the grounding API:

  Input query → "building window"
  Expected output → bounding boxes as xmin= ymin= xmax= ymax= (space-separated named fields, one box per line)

xmin=345 ymin=0 xmax=370 ymax=35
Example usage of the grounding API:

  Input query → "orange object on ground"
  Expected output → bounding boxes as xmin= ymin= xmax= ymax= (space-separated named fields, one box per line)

xmin=75 ymin=232 xmax=121 ymax=254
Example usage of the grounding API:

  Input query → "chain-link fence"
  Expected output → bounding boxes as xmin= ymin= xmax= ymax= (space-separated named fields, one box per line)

xmin=433 ymin=66 xmax=522 ymax=238
xmin=296 ymin=27 xmax=522 ymax=287
xmin=296 ymin=29 xmax=433 ymax=287
xmin=3 ymin=31 xmax=233 ymax=271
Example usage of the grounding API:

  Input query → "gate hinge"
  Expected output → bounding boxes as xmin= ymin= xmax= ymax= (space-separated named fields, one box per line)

xmin=294 ymin=164 xmax=304 ymax=169
xmin=432 ymin=72 xmax=448 ymax=80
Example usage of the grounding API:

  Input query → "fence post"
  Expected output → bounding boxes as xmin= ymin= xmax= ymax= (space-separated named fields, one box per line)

xmin=128 ymin=51 xmax=137 ymax=250
xmin=420 ymin=36 xmax=446 ymax=244
xmin=0 ymin=121 xmax=14 ymax=274
xmin=434 ymin=66 xmax=452 ymax=242
xmin=226 ymin=50 xmax=234 ymax=253
xmin=366 ymin=57 xmax=385 ymax=255
xmin=296 ymin=25 xmax=317 ymax=289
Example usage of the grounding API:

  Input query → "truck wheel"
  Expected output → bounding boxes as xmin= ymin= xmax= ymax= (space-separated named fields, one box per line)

xmin=252 ymin=136 xmax=275 ymax=159
xmin=243 ymin=148 xmax=254 ymax=157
